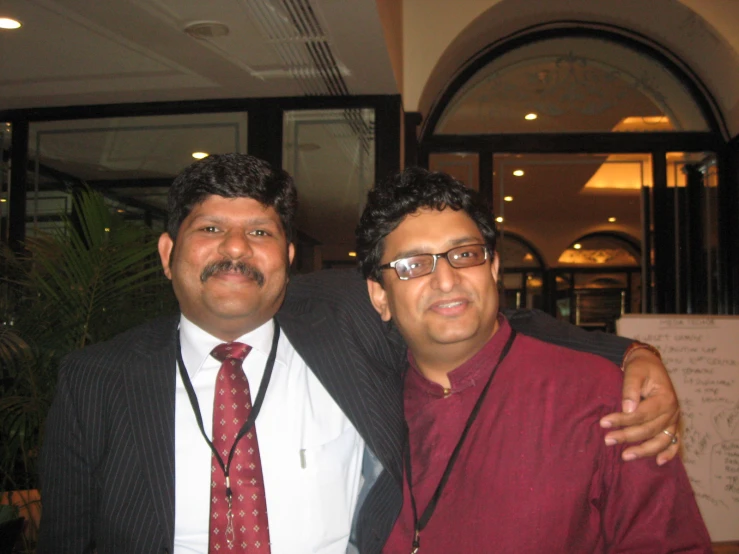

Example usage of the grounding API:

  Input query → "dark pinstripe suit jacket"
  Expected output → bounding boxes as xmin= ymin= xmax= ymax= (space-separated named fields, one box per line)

xmin=38 ymin=269 xmax=630 ymax=553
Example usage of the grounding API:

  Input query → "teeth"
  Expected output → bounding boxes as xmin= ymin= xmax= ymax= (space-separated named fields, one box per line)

xmin=438 ymin=301 xmax=463 ymax=308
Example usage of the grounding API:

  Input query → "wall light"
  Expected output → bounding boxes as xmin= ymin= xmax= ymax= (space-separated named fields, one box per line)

xmin=573 ymin=243 xmax=582 ymax=250
xmin=192 ymin=152 xmax=209 ymax=159
xmin=495 ymin=216 xmax=504 ymax=223
xmin=504 ymin=196 xmax=514 ymax=202
xmin=348 ymin=252 xmax=357 ymax=258
xmin=513 ymin=170 xmax=524 ymax=177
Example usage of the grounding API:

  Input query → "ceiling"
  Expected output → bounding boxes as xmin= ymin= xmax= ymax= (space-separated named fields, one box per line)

xmin=0 ymin=0 xmax=398 ymax=109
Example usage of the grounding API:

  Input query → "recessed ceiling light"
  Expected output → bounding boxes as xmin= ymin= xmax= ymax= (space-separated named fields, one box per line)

xmin=0 ymin=18 xmax=21 ymax=30
xmin=573 ymin=243 xmax=582 ymax=250
xmin=348 ymin=251 xmax=357 ymax=257
xmin=192 ymin=152 xmax=209 ymax=159
xmin=513 ymin=170 xmax=524 ymax=177
xmin=504 ymin=196 xmax=514 ymax=202
xmin=495 ymin=216 xmax=504 ymax=223
xmin=524 ymin=113 xmax=538 ymax=120
xmin=608 ymin=217 xmax=617 ymax=223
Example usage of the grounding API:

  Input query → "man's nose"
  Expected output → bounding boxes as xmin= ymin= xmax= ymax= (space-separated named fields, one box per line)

xmin=430 ymin=255 xmax=459 ymax=291
xmin=218 ymin=229 xmax=252 ymax=258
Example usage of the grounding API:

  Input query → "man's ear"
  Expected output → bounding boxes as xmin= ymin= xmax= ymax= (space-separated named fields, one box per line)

xmin=490 ymin=252 xmax=500 ymax=285
xmin=288 ymin=242 xmax=295 ymax=266
xmin=158 ymin=233 xmax=175 ymax=280
xmin=367 ymin=279 xmax=392 ymax=322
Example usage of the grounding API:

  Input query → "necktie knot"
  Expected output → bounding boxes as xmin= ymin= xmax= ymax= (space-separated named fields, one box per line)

xmin=211 ymin=341 xmax=251 ymax=364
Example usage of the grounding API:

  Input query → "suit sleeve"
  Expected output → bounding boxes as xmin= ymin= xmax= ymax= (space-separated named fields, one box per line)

xmin=38 ymin=362 xmax=97 ymax=553
xmin=504 ymin=308 xmax=632 ymax=366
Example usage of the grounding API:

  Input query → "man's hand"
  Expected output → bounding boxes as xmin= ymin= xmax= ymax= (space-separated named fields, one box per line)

xmin=600 ymin=348 xmax=680 ymax=465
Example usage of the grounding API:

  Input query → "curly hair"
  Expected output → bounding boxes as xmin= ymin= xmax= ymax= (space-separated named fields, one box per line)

xmin=166 ymin=153 xmax=298 ymax=242
xmin=356 ymin=167 xmax=497 ymax=283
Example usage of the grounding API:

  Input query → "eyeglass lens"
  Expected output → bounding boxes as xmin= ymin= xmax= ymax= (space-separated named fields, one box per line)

xmin=394 ymin=244 xmax=487 ymax=279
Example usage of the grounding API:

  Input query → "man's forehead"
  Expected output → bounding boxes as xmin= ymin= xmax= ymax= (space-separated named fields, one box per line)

xmin=384 ymin=208 xmax=483 ymax=254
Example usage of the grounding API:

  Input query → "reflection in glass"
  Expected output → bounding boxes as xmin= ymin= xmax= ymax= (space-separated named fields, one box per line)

xmin=429 ymin=152 xmax=479 ymax=191
xmin=283 ymin=109 xmax=375 ymax=272
xmin=27 ymin=113 xmax=247 ymax=237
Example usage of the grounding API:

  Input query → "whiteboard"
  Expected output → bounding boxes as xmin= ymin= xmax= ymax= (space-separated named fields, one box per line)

xmin=617 ymin=314 xmax=739 ymax=542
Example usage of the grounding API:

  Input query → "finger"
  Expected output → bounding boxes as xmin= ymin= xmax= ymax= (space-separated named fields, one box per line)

xmin=601 ymin=401 xmax=679 ymax=448
xmin=656 ymin=439 xmax=680 ymax=465
xmin=619 ymin=362 xmax=645 ymax=415
xmin=623 ymin=424 xmax=680 ymax=463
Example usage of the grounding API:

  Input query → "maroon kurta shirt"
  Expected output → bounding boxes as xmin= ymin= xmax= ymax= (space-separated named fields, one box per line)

xmin=383 ymin=316 xmax=711 ymax=554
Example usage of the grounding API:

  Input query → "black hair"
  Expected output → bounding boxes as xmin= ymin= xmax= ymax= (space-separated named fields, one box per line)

xmin=166 ymin=153 xmax=297 ymax=242
xmin=356 ymin=166 xmax=497 ymax=282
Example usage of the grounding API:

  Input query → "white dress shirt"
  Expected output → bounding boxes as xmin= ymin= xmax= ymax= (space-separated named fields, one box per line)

xmin=173 ymin=315 xmax=364 ymax=553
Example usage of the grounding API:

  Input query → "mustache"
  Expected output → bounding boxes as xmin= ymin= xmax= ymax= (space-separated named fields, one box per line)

xmin=200 ymin=260 xmax=265 ymax=287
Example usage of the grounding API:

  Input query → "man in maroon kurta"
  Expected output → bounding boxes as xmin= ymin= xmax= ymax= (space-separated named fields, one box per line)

xmin=355 ymin=167 xmax=711 ymax=553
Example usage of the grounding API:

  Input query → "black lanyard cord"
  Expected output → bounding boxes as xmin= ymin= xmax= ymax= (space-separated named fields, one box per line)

xmin=405 ymin=329 xmax=517 ymax=553
xmin=176 ymin=321 xmax=281 ymax=489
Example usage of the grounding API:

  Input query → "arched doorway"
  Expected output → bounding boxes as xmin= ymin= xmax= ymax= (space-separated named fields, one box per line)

xmin=416 ymin=24 xmax=731 ymax=318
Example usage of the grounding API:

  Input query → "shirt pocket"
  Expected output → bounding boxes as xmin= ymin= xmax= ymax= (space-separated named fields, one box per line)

xmin=299 ymin=427 xmax=363 ymax=551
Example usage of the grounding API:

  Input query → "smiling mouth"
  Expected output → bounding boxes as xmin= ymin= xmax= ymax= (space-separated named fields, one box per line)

xmin=200 ymin=260 xmax=265 ymax=287
xmin=436 ymin=300 xmax=465 ymax=309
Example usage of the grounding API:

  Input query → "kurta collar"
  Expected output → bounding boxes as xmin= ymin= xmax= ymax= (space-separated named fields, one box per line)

xmin=407 ymin=314 xmax=511 ymax=398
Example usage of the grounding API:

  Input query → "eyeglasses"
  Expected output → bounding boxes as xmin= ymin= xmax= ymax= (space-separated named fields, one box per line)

xmin=379 ymin=243 xmax=490 ymax=280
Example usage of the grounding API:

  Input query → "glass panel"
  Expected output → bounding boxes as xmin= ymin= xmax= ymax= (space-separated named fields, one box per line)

xmin=1 ymin=122 xmax=10 ymax=244
xmin=662 ymin=152 xmax=718 ymax=314
xmin=494 ymin=153 xmax=645 ymax=271
xmin=494 ymin=153 xmax=646 ymax=326
xmin=437 ymin=37 xmax=709 ymax=135
xmin=28 ymin=113 xmax=247 ymax=237
xmin=283 ymin=109 xmax=375 ymax=273
xmin=429 ymin=152 xmax=479 ymax=190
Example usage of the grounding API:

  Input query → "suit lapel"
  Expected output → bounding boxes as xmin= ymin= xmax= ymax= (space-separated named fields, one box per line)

xmin=123 ymin=316 xmax=178 ymax=547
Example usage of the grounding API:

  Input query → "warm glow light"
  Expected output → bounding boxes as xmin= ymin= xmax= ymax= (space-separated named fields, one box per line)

xmin=524 ymin=113 xmax=538 ymax=121
xmin=348 ymin=252 xmax=357 ymax=257
xmin=608 ymin=217 xmax=617 ymax=223
xmin=0 ymin=198 xmax=6 ymax=203
xmin=513 ymin=170 xmax=524 ymax=177
xmin=573 ymin=243 xmax=582 ymax=250
xmin=495 ymin=216 xmax=504 ymax=223
xmin=0 ymin=18 xmax=21 ymax=30
xmin=504 ymin=196 xmax=514 ymax=202
xmin=192 ymin=152 xmax=209 ymax=159
xmin=104 ymin=228 xmax=111 ymax=232
xmin=117 ymin=209 xmax=126 ymax=213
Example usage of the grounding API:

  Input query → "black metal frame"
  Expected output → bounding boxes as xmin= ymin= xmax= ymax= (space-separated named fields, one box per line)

xmin=2 ymin=94 xmax=402 ymax=253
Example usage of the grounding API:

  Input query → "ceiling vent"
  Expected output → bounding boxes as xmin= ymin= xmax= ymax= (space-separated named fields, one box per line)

xmin=246 ymin=0 xmax=348 ymax=96
xmin=184 ymin=21 xmax=230 ymax=40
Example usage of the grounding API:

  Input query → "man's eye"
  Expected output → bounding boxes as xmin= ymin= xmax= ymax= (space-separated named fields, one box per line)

xmin=250 ymin=229 xmax=271 ymax=237
xmin=202 ymin=226 xmax=219 ymax=233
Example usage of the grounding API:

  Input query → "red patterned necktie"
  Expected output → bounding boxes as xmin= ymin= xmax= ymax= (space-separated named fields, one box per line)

xmin=209 ymin=342 xmax=271 ymax=553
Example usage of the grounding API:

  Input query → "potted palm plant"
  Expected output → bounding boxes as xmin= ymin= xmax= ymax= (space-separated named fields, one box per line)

xmin=0 ymin=186 xmax=176 ymax=547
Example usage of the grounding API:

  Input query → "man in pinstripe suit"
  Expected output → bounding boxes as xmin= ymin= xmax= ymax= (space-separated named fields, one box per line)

xmin=38 ymin=154 xmax=679 ymax=554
